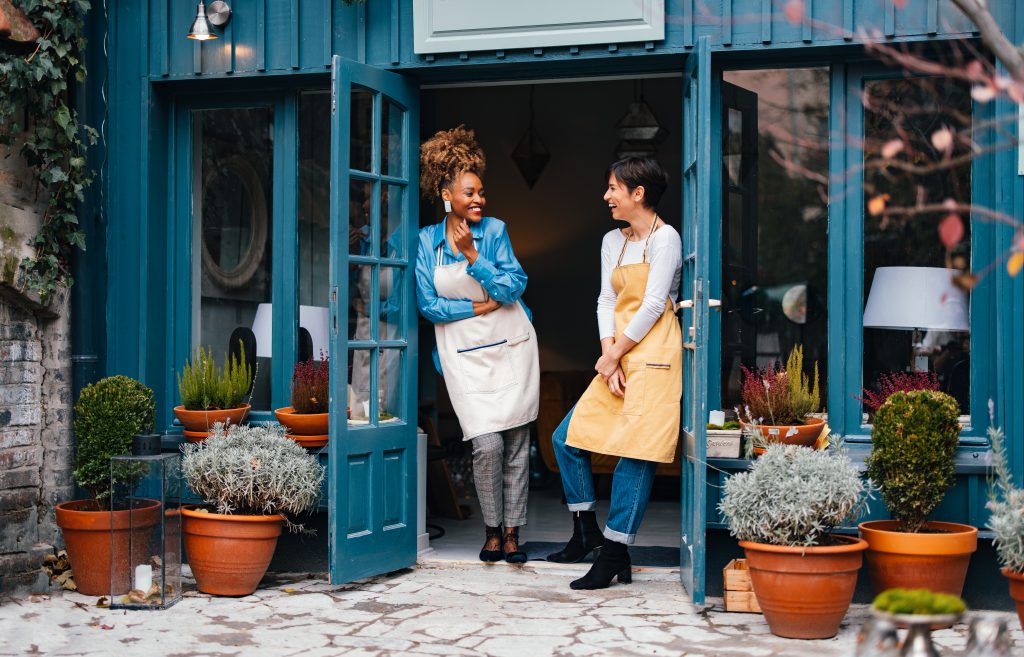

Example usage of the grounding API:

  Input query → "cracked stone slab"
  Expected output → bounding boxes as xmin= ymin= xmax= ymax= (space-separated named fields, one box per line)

xmin=1 ymin=564 xmax=1020 ymax=657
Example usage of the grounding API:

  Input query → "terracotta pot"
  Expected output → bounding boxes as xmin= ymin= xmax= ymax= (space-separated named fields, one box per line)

xmin=859 ymin=520 xmax=977 ymax=597
xmin=55 ymin=499 xmax=162 ymax=596
xmin=741 ymin=416 xmax=826 ymax=448
xmin=181 ymin=506 xmax=284 ymax=596
xmin=274 ymin=407 xmax=329 ymax=437
xmin=740 ymin=535 xmax=868 ymax=639
xmin=173 ymin=404 xmax=251 ymax=433
xmin=1002 ymin=568 xmax=1024 ymax=630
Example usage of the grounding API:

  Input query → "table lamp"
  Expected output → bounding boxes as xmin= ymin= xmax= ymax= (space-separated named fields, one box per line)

xmin=862 ymin=266 xmax=969 ymax=371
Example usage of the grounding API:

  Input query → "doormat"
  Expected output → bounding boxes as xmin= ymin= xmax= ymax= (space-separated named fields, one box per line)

xmin=519 ymin=542 xmax=679 ymax=568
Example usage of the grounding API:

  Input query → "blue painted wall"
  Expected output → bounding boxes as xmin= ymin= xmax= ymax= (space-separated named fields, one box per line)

xmin=74 ymin=0 xmax=1024 ymax=594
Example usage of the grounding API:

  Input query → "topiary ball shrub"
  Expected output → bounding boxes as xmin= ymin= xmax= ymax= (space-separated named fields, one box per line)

xmin=866 ymin=389 xmax=961 ymax=533
xmin=73 ymin=376 xmax=156 ymax=508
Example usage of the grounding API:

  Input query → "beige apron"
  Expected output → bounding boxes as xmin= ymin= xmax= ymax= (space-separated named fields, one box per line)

xmin=566 ymin=229 xmax=682 ymax=463
xmin=433 ymin=245 xmax=540 ymax=441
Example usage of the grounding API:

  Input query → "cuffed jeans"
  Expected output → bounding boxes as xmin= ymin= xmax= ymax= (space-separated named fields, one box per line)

xmin=551 ymin=406 xmax=656 ymax=545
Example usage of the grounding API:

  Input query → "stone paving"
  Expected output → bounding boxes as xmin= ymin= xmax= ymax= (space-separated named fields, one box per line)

xmin=1 ymin=561 xmax=1020 ymax=656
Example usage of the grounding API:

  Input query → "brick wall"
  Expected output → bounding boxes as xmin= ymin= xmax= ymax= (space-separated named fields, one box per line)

xmin=0 ymin=293 xmax=73 ymax=595
xmin=1 ymin=121 xmax=74 ymax=595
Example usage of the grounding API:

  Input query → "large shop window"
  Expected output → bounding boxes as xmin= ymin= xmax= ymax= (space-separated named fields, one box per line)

xmin=193 ymin=107 xmax=274 ymax=410
xmin=861 ymin=78 xmax=972 ymax=417
xmin=720 ymin=68 xmax=830 ymax=414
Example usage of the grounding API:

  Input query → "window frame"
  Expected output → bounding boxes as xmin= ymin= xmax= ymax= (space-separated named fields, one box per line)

xmin=171 ymin=91 xmax=299 ymax=427
xmin=832 ymin=63 xmax=996 ymax=447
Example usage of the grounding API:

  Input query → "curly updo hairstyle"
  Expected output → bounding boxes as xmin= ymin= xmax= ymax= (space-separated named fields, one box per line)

xmin=419 ymin=125 xmax=486 ymax=200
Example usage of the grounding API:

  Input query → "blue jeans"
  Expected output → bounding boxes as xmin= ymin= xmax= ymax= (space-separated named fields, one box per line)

xmin=551 ymin=406 xmax=657 ymax=545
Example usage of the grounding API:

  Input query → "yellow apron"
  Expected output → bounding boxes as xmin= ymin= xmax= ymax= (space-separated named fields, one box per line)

xmin=566 ymin=229 xmax=682 ymax=463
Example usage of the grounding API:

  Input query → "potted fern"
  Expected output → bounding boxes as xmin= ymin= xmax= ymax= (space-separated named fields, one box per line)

xmin=274 ymin=354 xmax=329 ymax=448
xmin=719 ymin=442 xmax=870 ymax=639
xmin=180 ymin=423 xmax=325 ymax=596
xmin=739 ymin=345 xmax=824 ymax=448
xmin=174 ymin=343 xmax=253 ymax=441
xmin=56 ymin=376 xmax=161 ymax=595
xmin=986 ymin=409 xmax=1024 ymax=629
xmin=859 ymin=389 xmax=977 ymax=597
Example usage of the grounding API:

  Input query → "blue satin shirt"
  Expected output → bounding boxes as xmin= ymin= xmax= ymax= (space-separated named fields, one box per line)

xmin=415 ymin=216 xmax=532 ymax=373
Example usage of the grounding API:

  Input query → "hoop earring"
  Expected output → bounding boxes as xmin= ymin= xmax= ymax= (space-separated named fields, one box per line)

xmin=443 ymin=199 xmax=452 ymax=213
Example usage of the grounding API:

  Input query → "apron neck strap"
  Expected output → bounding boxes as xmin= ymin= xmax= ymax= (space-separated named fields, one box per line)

xmin=616 ymin=214 xmax=662 ymax=267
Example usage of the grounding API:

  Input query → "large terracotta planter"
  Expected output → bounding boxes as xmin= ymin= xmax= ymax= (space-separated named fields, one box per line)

xmin=859 ymin=520 xmax=978 ymax=597
xmin=182 ymin=506 xmax=284 ymax=596
xmin=55 ymin=499 xmax=162 ymax=596
xmin=173 ymin=404 xmax=251 ymax=435
xmin=740 ymin=535 xmax=868 ymax=639
xmin=741 ymin=416 xmax=826 ymax=449
xmin=1001 ymin=568 xmax=1024 ymax=630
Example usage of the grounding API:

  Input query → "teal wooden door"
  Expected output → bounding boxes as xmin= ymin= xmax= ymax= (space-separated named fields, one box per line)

xmin=679 ymin=36 xmax=714 ymax=606
xmin=328 ymin=56 xmax=420 ymax=583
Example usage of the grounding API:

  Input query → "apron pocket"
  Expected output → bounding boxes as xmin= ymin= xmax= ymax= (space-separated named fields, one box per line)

xmin=641 ymin=349 xmax=683 ymax=412
xmin=456 ymin=339 xmax=517 ymax=394
xmin=621 ymin=359 xmax=646 ymax=416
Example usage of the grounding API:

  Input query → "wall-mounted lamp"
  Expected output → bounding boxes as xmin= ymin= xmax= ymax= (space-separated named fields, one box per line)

xmin=187 ymin=1 xmax=231 ymax=41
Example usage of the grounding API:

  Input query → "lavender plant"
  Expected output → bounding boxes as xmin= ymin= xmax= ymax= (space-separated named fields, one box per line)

xmin=719 ymin=443 xmax=871 ymax=547
xmin=181 ymin=423 xmax=324 ymax=531
xmin=986 ymin=402 xmax=1024 ymax=574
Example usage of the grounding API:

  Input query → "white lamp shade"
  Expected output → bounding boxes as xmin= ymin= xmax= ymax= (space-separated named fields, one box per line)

xmin=862 ymin=266 xmax=969 ymax=331
xmin=251 ymin=303 xmax=331 ymax=358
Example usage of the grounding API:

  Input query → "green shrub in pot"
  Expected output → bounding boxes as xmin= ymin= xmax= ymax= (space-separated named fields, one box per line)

xmin=865 ymin=389 xmax=960 ymax=533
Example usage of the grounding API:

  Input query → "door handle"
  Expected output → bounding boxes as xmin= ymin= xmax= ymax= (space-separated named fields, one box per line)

xmin=674 ymin=299 xmax=722 ymax=313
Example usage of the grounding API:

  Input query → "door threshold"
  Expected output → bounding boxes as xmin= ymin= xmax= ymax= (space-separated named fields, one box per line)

xmin=417 ymin=555 xmax=681 ymax=580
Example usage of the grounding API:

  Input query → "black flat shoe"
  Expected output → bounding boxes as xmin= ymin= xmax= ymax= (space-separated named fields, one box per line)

xmin=547 ymin=510 xmax=604 ymax=564
xmin=570 ymin=539 xmax=631 ymax=590
xmin=503 ymin=527 xmax=527 ymax=564
xmin=479 ymin=525 xmax=503 ymax=562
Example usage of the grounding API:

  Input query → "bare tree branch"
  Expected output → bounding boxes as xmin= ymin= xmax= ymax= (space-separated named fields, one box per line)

xmin=951 ymin=0 xmax=1024 ymax=84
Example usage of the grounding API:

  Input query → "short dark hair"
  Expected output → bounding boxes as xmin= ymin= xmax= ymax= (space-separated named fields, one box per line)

xmin=605 ymin=157 xmax=669 ymax=209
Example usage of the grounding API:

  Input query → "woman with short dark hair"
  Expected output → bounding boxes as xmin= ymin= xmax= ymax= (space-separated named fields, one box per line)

xmin=547 ymin=156 xmax=682 ymax=590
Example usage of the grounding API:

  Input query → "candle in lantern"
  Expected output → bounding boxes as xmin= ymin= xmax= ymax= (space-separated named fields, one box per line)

xmin=134 ymin=564 xmax=153 ymax=592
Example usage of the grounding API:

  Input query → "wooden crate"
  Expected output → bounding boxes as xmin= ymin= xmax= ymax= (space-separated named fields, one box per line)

xmin=723 ymin=559 xmax=762 ymax=613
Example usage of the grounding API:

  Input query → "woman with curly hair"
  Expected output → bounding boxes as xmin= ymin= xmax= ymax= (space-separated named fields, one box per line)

xmin=415 ymin=126 xmax=539 ymax=564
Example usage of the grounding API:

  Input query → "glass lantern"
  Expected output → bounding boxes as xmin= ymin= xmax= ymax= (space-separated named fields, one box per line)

xmin=109 ymin=436 xmax=182 ymax=610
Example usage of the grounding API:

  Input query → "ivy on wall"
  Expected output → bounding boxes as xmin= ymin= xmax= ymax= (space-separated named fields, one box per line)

xmin=0 ymin=0 xmax=96 ymax=300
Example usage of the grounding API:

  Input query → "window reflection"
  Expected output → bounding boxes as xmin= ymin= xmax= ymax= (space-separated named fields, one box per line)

xmin=862 ymin=78 xmax=971 ymax=415
xmin=720 ymin=68 xmax=830 ymax=414
xmin=195 ymin=107 xmax=273 ymax=410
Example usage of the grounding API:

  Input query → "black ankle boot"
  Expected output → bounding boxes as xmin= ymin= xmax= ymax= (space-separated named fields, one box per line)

xmin=570 ymin=539 xmax=631 ymax=590
xmin=547 ymin=511 xmax=604 ymax=564
xmin=479 ymin=526 xmax=503 ymax=562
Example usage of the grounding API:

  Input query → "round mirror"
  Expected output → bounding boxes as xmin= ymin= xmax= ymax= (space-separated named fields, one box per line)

xmin=201 ymin=155 xmax=268 ymax=289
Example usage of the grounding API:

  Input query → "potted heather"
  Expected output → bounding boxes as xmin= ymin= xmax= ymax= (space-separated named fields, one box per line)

xmin=739 ymin=345 xmax=824 ymax=448
xmin=985 ymin=409 xmax=1024 ymax=628
xmin=719 ymin=442 xmax=870 ymax=639
xmin=181 ymin=423 xmax=325 ymax=596
xmin=56 ymin=376 xmax=161 ymax=595
xmin=859 ymin=390 xmax=977 ymax=597
xmin=174 ymin=343 xmax=253 ymax=441
xmin=858 ymin=370 xmax=939 ymax=421
xmin=275 ymin=354 xmax=329 ymax=448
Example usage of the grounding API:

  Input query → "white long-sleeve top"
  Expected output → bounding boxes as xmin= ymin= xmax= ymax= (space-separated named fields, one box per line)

xmin=597 ymin=225 xmax=683 ymax=343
